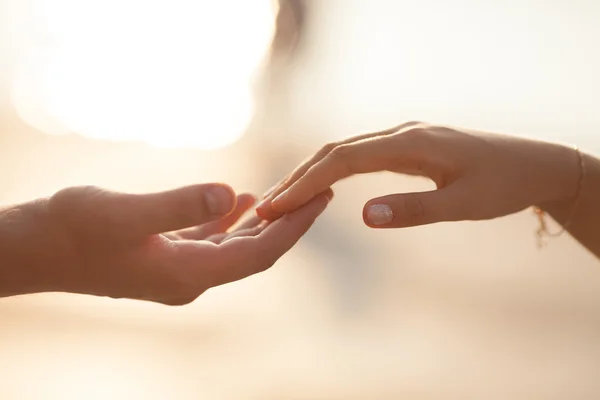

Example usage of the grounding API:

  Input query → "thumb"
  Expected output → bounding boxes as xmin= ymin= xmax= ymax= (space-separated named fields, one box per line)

xmin=362 ymin=187 xmax=465 ymax=228
xmin=50 ymin=184 xmax=236 ymax=242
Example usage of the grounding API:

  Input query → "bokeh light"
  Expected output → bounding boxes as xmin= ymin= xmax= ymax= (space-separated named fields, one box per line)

xmin=10 ymin=0 xmax=275 ymax=149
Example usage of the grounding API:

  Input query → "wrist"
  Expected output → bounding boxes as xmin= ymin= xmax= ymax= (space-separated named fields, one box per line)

xmin=528 ymin=139 xmax=582 ymax=207
xmin=0 ymin=198 xmax=67 ymax=297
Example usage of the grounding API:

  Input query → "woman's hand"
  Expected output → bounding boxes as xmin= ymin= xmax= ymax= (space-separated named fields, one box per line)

xmin=1 ymin=184 xmax=331 ymax=304
xmin=257 ymin=122 xmax=580 ymax=229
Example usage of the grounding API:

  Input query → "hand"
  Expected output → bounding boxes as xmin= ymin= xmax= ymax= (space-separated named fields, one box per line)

xmin=6 ymin=184 xmax=331 ymax=305
xmin=256 ymin=122 xmax=580 ymax=228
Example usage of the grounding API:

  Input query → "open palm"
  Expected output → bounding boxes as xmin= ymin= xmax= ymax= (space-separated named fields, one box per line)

xmin=45 ymin=184 xmax=331 ymax=305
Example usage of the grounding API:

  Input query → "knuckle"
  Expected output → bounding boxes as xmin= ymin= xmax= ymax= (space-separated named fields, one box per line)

xmin=328 ymin=144 xmax=353 ymax=170
xmin=48 ymin=185 xmax=102 ymax=215
xmin=320 ymin=142 xmax=339 ymax=156
xmin=401 ymin=197 xmax=427 ymax=227
xmin=402 ymin=127 xmax=427 ymax=140
xmin=394 ymin=121 xmax=426 ymax=133
xmin=327 ymin=143 xmax=362 ymax=175
xmin=47 ymin=186 xmax=108 ymax=237
xmin=401 ymin=127 xmax=434 ymax=149
xmin=329 ymin=144 xmax=352 ymax=158
xmin=402 ymin=120 xmax=423 ymax=128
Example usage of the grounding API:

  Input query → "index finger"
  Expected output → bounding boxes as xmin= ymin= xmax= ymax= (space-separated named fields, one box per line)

xmin=256 ymin=121 xmax=422 ymax=220
xmin=270 ymin=135 xmax=404 ymax=215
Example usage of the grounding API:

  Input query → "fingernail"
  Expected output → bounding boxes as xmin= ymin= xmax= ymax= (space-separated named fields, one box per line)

xmin=367 ymin=204 xmax=393 ymax=225
xmin=204 ymin=186 xmax=234 ymax=215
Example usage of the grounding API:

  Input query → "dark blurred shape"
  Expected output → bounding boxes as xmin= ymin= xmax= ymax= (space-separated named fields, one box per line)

xmin=244 ymin=0 xmax=313 ymax=180
xmin=270 ymin=0 xmax=307 ymax=63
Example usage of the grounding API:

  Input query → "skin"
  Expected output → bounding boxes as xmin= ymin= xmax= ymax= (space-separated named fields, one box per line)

xmin=0 ymin=183 xmax=332 ymax=304
xmin=257 ymin=121 xmax=600 ymax=259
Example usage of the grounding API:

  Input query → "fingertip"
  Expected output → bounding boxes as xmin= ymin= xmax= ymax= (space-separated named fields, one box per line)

xmin=255 ymin=200 xmax=282 ymax=221
xmin=203 ymin=183 xmax=237 ymax=217
xmin=211 ymin=183 xmax=235 ymax=196
xmin=255 ymin=198 xmax=269 ymax=212
xmin=254 ymin=207 xmax=269 ymax=221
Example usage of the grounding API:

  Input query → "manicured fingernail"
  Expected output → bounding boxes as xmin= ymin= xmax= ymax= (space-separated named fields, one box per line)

xmin=367 ymin=204 xmax=393 ymax=225
xmin=204 ymin=186 xmax=234 ymax=215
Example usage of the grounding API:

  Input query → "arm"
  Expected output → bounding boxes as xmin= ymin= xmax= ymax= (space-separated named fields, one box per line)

xmin=0 ymin=184 xmax=331 ymax=303
xmin=256 ymin=122 xmax=600 ymax=260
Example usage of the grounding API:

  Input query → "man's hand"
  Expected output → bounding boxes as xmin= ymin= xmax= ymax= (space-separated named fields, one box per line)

xmin=0 ymin=183 xmax=331 ymax=305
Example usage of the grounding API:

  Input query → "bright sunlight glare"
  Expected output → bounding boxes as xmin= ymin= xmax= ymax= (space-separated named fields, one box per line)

xmin=11 ymin=0 xmax=276 ymax=149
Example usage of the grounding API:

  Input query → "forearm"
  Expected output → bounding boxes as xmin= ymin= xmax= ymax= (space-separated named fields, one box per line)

xmin=0 ymin=199 xmax=59 ymax=297
xmin=542 ymin=151 xmax=600 ymax=259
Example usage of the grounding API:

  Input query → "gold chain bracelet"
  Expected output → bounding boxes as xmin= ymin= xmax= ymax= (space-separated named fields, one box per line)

xmin=533 ymin=146 xmax=585 ymax=248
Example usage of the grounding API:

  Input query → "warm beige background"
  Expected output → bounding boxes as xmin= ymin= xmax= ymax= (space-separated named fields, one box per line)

xmin=1 ymin=0 xmax=600 ymax=398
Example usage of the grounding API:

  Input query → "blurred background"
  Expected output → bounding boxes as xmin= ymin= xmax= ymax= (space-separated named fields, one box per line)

xmin=1 ymin=0 xmax=600 ymax=398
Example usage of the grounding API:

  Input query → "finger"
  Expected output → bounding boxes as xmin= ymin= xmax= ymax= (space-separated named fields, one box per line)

xmin=268 ymin=135 xmax=403 ymax=215
xmin=206 ymin=191 xmax=331 ymax=287
xmin=267 ymin=121 xmax=420 ymax=200
xmin=363 ymin=185 xmax=466 ymax=228
xmin=174 ymin=193 xmax=256 ymax=240
xmin=255 ymin=152 xmax=334 ymax=220
xmin=202 ymin=213 xmax=264 ymax=243
xmin=223 ymin=224 xmax=267 ymax=241
xmin=205 ymin=223 xmax=267 ymax=244
xmin=49 ymin=183 xmax=239 ymax=242
xmin=256 ymin=121 xmax=422 ymax=219
xmin=262 ymin=178 xmax=287 ymax=199
xmin=234 ymin=214 xmax=264 ymax=231
xmin=263 ymin=121 xmax=422 ymax=200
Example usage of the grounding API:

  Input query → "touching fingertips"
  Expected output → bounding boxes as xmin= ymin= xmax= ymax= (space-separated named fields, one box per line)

xmin=254 ymin=207 xmax=269 ymax=220
xmin=255 ymin=199 xmax=273 ymax=219
xmin=255 ymin=203 xmax=282 ymax=222
xmin=366 ymin=204 xmax=394 ymax=225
